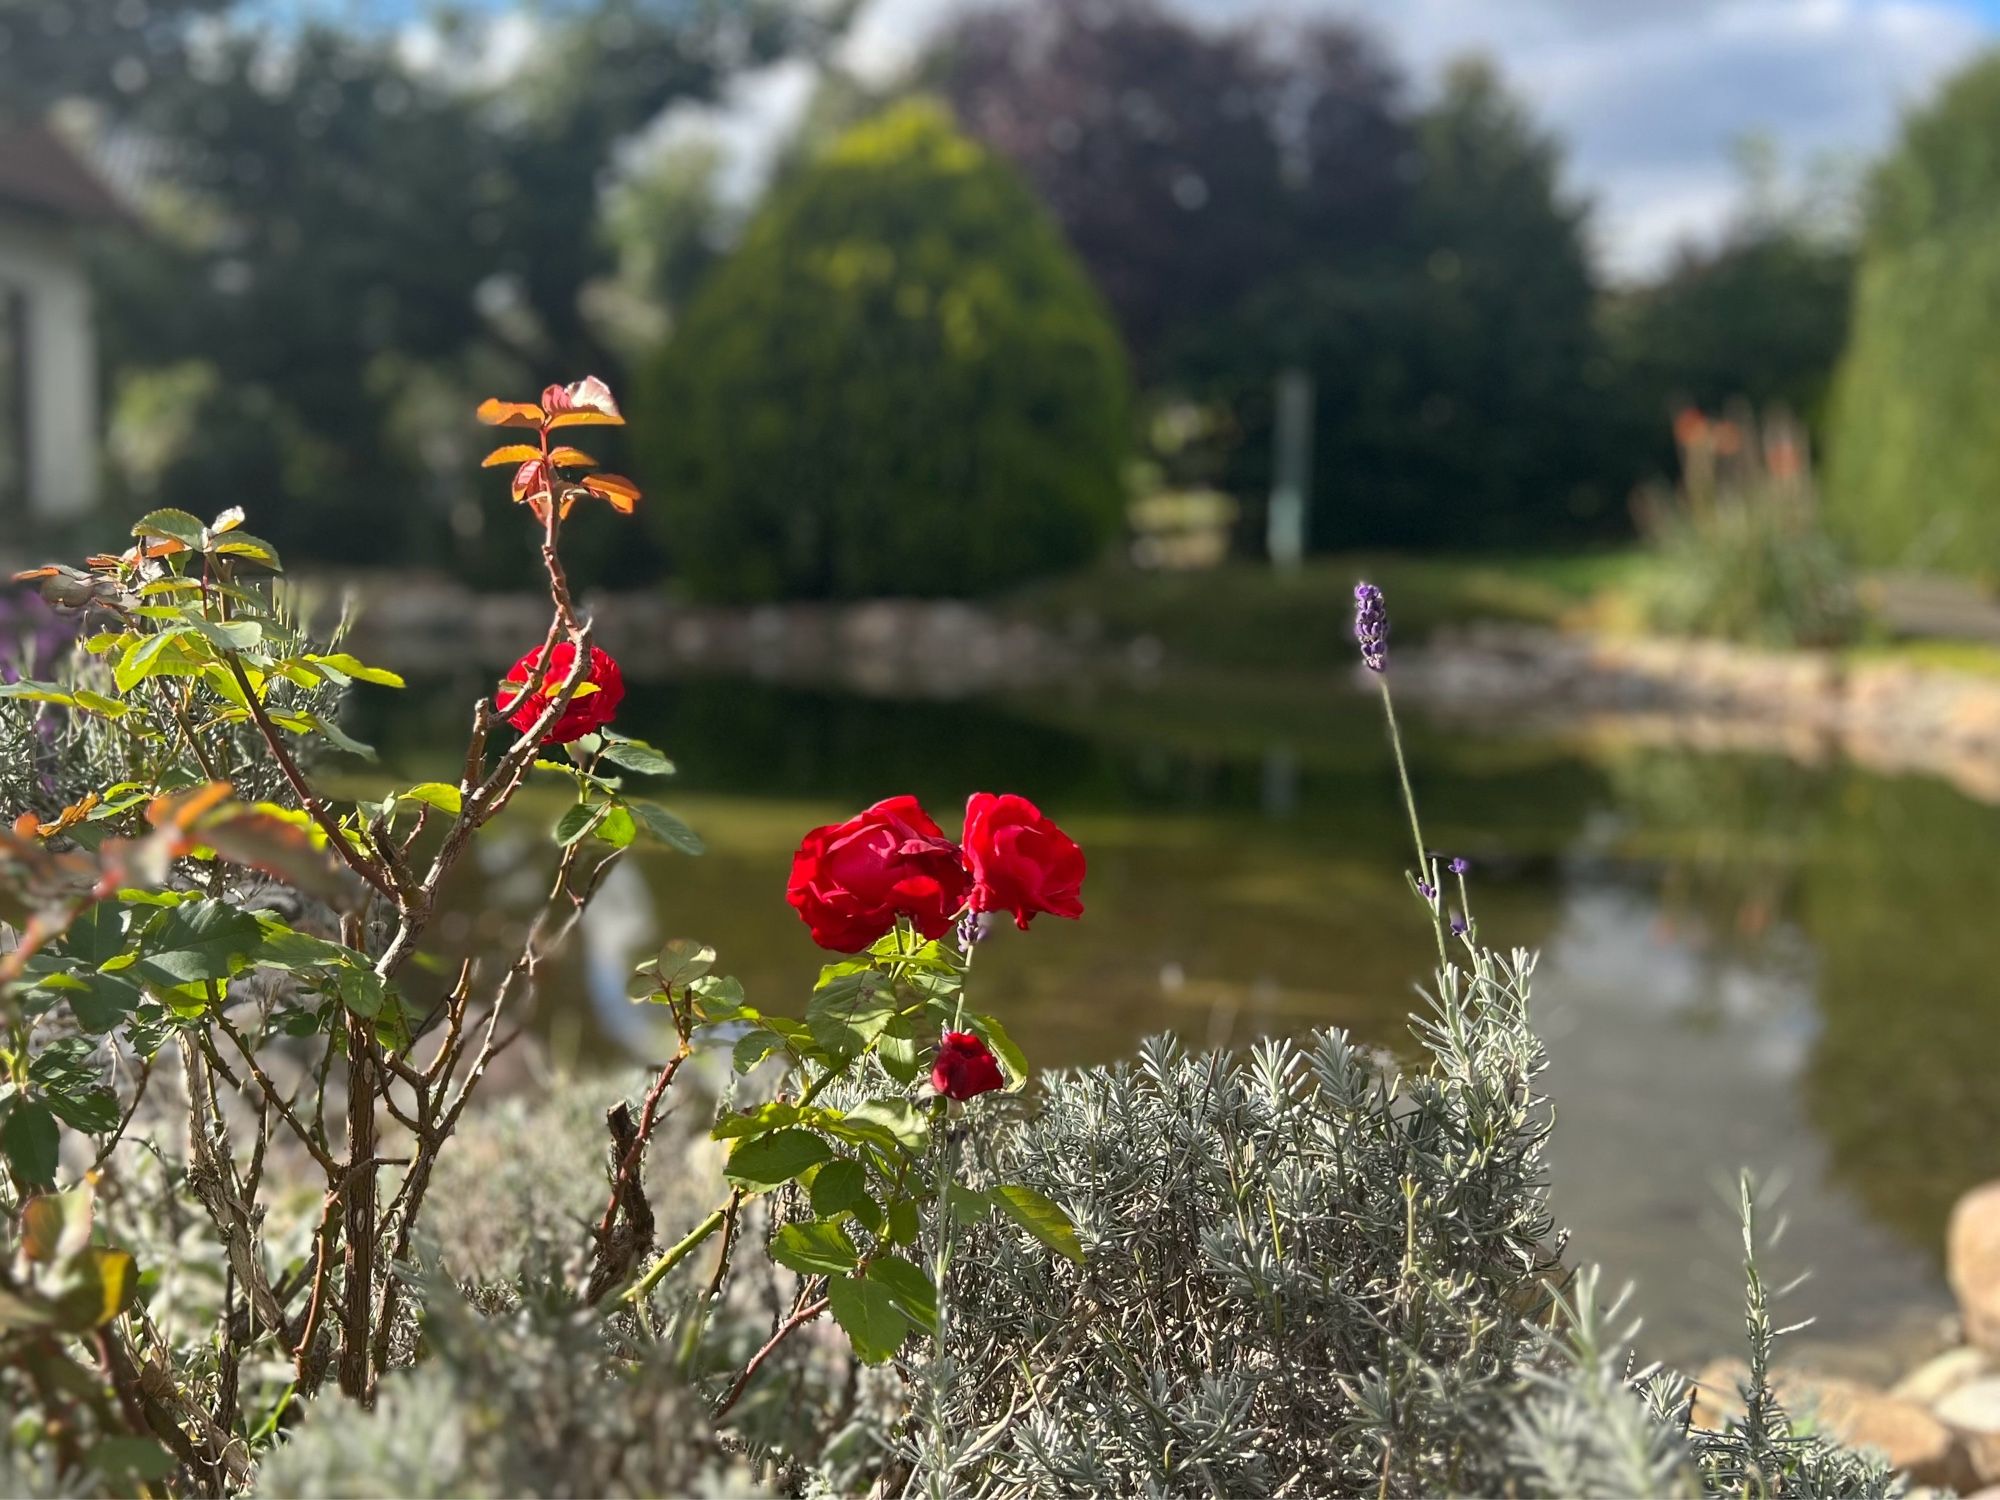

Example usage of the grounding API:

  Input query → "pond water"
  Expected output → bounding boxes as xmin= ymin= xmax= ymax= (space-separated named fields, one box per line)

xmin=355 ymin=668 xmax=2000 ymax=1374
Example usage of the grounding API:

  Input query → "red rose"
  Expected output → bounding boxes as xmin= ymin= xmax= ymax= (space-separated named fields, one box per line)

xmin=786 ymin=795 xmax=970 ymax=952
xmin=932 ymin=1031 xmax=1005 ymax=1101
xmin=962 ymin=792 xmax=1085 ymax=930
xmin=496 ymin=642 xmax=625 ymax=744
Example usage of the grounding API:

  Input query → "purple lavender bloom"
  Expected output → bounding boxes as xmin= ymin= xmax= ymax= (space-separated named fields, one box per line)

xmin=1416 ymin=879 xmax=1436 ymax=901
xmin=956 ymin=908 xmax=993 ymax=949
xmin=1449 ymin=857 xmax=1470 ymax=875
xmin=1353 ymin=582 xmax=1388 ymax=673
xmin=1450 ymin=915 xmax=1469 ymax=937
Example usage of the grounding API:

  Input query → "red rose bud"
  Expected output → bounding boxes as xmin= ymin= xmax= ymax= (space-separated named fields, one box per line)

xmin=786 ymin=795 xmax=970 ymax=952
xmin=932 ymin=1031 xmax=1005 ymax=1101
xmin=962 ymin=792 xmax=1085 ymax=931
xmin=496 ymin=641 xmax=625 ymax=745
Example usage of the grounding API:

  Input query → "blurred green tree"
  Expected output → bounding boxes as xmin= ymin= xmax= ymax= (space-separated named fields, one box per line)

xmin=637 ymin=99 xmax=1130 ymax=600
xmin=61 ymin=1 xmax=839 ymax=582
xmin=1824 ymin=51 xmax=2000 ymax=578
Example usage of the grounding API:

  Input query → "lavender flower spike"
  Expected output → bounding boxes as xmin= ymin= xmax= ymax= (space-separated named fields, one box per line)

xmin=1354 ymin=582 xmax=1388 ymax=673
xmin=1449 ymin=857 xmax=1469 ymax=875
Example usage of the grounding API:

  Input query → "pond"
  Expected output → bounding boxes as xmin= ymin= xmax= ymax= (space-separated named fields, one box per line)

xmin=354 ymin=667 xmax=2000 ymax=1376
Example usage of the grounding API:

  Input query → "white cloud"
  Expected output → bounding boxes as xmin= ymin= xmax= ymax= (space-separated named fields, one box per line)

xmin=632 ymin=0 xmax=1992 ymax=278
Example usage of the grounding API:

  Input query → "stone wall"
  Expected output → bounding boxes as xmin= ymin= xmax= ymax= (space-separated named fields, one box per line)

xmin=1393 ymin=623 xmax=2000 ymax=805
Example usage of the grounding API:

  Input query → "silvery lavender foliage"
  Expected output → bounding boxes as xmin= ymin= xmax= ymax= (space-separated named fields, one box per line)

xmin=250 ymin=1264 xmax=765 ymax=1500
xmin=889 ymin=941 xmax=1898 ymax=1499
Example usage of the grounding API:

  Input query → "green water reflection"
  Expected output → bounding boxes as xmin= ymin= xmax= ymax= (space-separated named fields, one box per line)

xmin=352 ymin=673 xmax=2000 ymax=1367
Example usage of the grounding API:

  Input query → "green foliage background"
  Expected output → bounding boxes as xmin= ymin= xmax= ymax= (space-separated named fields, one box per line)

xmin=1826 ymin=53 xmax=2000 ymax=579
xmin=637 ymin=100 xmax=1131 ymax=601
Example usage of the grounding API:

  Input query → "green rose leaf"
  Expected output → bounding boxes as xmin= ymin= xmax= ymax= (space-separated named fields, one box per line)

xmin=991 ymin=1184 xmax=1084 ymax=1264
xmin=865 ymin=1254 xmax=938 ymax=1335
xmin=553 ymin=803 xmax=599 ymax=846
xmin=809 ymin=1158 xmax=871 ymax=1219
xmin=770 ymin=1220 xmax=861 ymax=1277
xmin=725 ymin=1128 xmax=832 ymax=1190
xmin=827 ymin=1272 xmax=910 ymax=1365
xmin=396 ymin=782 xmax=463 ymax=815
xmin=123 ymin=900 xmax=261 ymax=990
xmin=1 ymin=1099 xmax=60 ymax=1187
xmin=630 ymin=801 xmax=705 ymax=855
xmin=599 ymin=738 xmax=675 ymax=776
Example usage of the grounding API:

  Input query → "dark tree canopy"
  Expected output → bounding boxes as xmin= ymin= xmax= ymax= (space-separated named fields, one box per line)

xmin=55 ymin=1 xmax=838 ymax=582
xmin=638 ymin=100 xmax=1130 ymax=601
xmin=931 ymin=0 xmax=1412 ymax=376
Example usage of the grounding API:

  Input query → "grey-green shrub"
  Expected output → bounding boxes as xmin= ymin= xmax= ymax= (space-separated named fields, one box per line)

xmin=637 ymin=99 xmax=1131 ymax=601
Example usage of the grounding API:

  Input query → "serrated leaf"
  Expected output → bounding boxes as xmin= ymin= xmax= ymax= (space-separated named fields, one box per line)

xmin=845 ymin=1097 xmax=928 ymax=1152
xmin=809 ymin=1158 xmax=870 ymax=1219
xmin=305 ymin=652 xmax=404 ymax=688
xmin=991 ymin=1184 xmax=1084 ymax=1264
xmin=2 ymin=1099 xmax=60 ymax=1187
xmin=185 ymin=616 xmax=262 ymax=652
xmin=732 ymin=1028 xmax=787 ymax=1072
xmin=654 ymin=938 xmax=716 ymax=989
xmin=554 ymin=803 xmax=598 ymax=846
xmin=599 ymin=739 xmax=674 ymax=776
xmin=770 ymin=1220 xmax=860 ymax=1276
xmin=596 ymin=805 xmax=637 ymax=847
xmin=865 ymin=1254 xmax=938 ymax=1335
xmin=724 ymin=1128 xmax=832 ymax=1190
xmin=132 ymin=508 xmax=205 ymax=547
xmin=630 ymin=801 xmax=704 ymax=855
xmin=124 ymin=900 xmax=260 ymax=989
xmin=827 ymin=1273 xmax=909 ymax=1365
xmin=805 ymin=970 xmax=896 ymax=1056
xmin=47 ymin=1089 xmax=120 ymax=1135
xmin=397 ymin=782 xmax=463 ymax=815
xmin=967 ymin=1011 xmax=1031 ymax=1092
xmin=211 ymin=532 xmax=282 ymax=570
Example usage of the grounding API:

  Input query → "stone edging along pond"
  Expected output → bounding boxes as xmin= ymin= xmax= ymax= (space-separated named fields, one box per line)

xmin=1391 ymin=622 xmax=2000 ymax=806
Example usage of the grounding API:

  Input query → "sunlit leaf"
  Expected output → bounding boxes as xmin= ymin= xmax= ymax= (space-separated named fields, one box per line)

xmin=581 ymin=472 xmax=641 ymax=512
xmin=208 ymin=506 xmax=245 ymax=534
xmin=725 ymin=1128 xmax=832 ymax=1190
xmin=481 ymin=443 xmax=541 ymax=467
xmin=599 ymin=738 xmax=674 ymax=776
xmin=210 ymin=533 xmax=282 ymax=570
xmin=304 ymin=653 xmax=405 ymax=688
xmin=476 ymin=398 xmax=544 ymax=428
xmin=631 ymin=802 xmax=704 ymax=855
xmin=554 ymin=804 xmax=598 ymax=846
xmin=396 ymin=782 xmax=462 ymax=815
xmin=770 ymin=1220 xmax=859 ymax=1276
xmin=991 ymin=1184 xmax=1084 ymax=1264
xmin=827 ymin=1273 xmax=908 ymax=1364
xmin=809 ymin=1158 xmax=870 ymax=1219
xmin=547 ymin=445 xmax=597 ymax=468
xmin=865 ymin=1254 xmax=938 ymax=1335
xmin=131 ymin=508 xmax=205 ymax=548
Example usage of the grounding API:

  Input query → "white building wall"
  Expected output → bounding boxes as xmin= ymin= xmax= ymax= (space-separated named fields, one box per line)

xmin=0 ymin=217 xmax=101 ymax=518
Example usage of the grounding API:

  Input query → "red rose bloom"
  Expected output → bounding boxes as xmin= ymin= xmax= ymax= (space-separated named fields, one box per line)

xmin=962 ymin=792 xmax=1085 ymax=930
xmin=932 ymin=1031 xmax=1005 ymax=1101
xmin=496 ymin=642 xmax=625 ymax=744
xmin=786 ymin=795 xmax=970 ymax=952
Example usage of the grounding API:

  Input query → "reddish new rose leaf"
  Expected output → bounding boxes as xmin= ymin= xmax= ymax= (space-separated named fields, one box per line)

xmin=475 ymin=398 xmax=545 ymax=428
xmin=510 ymin=459 xmax=551 ymax=505
xmin=546 ymin=409 xmax=624 ymax=429
xmin=481 ymin=444 xmax=541 ymax=468
xmin=581 ymin=473 xmax=641 ymax=513
xmin=547 ymin=446 xmax=598 ymax=469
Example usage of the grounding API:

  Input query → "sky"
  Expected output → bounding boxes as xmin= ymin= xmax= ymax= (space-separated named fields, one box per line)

xmin=378 ymin=0 xmax=2000 ymax=278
